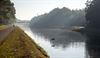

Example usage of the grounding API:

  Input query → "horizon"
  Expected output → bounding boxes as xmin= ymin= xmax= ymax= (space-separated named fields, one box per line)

xmin=11 ymin=0 xmax=87 ymax=20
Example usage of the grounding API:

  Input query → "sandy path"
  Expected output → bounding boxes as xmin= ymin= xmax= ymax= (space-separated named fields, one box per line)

xmin=0 ymin=25 xmax=15 ymax=41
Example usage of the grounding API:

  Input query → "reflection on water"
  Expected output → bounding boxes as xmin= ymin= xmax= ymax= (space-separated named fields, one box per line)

xmin=15 ymin=23 xmax=100 ymax=58
xmin=31 ymin=29 xmax=86 ymax=48
xmin=26 ymin=30 xmax=85 ymax=58
xmin=31 ymin=28 xmax=100 ymax=58
xmin=16 ymin=23 xmax=87 ymax=58
xmin=85 ymin=33 xmax=100 ymax=58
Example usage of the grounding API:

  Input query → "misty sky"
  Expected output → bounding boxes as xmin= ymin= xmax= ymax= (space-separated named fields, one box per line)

xmin=11 ymin=0 xmax=87 ymax=20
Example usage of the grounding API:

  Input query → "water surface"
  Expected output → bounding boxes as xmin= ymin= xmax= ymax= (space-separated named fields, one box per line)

xmin=16 ymin=23 xmax=86 ymax=58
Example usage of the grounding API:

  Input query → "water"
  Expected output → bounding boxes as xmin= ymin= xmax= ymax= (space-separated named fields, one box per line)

xmin=16 ymin=23 xmax=86 ymax=58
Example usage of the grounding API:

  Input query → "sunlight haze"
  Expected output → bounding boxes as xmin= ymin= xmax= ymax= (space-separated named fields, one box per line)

xmin=11 ymin=0 xmax=87 ymax=20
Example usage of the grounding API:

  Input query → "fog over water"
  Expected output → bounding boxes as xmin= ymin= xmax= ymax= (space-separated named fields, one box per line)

xmin=15 ymin=22 xmax=87 ymax=58
xmin=16 ymin=20 xmax=100 ymax=58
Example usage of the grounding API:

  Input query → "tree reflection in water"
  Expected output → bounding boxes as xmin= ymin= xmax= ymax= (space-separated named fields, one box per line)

xmin=86 ymin=32 xmax=100 ymax=58
xmin=31 ymin=28 xmax=86 ymax=48
xmin=31 ymin=28 xmax=100 ymax=58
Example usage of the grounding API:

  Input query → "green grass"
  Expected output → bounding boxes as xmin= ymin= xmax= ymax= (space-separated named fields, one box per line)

xmin=0 ymin=25 xmax=8 ymax=30
xmin=0 ymin=26 xmax=49 ymax=58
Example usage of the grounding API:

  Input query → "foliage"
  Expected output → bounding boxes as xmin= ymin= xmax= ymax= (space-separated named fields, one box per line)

xmin=85 ymin=0 xmax=100 ymax=28
xmin=30 ymin=7 xmax=86 ymax=29
xmin=0 ymin=0 xmax=16 ymax=24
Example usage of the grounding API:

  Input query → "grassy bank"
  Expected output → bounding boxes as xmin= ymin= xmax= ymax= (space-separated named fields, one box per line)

xmin=0 ymin=25 xmax=9 ymax=30
xmin=0 ymin=26 xmax=49 ymax=58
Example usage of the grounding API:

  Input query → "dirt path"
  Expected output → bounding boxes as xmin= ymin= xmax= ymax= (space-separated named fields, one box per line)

xmin=0 ymin=25 xmax=15 ymax=41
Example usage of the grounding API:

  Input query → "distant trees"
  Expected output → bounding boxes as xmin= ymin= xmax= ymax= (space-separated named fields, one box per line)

xmin=30 ymin=7 xmax=86 ymax=29
xmin=0 ymin=0 xmax=16 ymax=25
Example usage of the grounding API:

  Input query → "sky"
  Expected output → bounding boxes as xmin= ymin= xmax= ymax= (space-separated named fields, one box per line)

xmin=11 ymin=0 xmax=87 ymax=20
